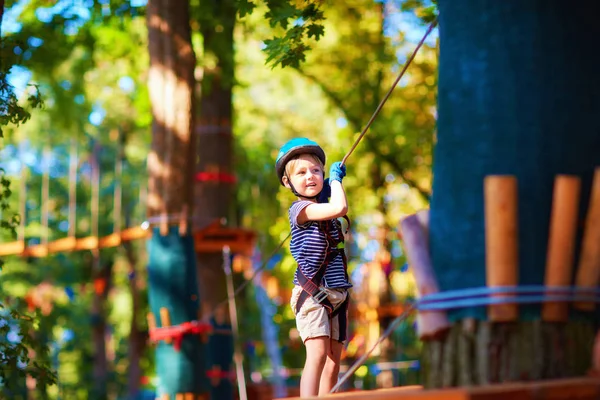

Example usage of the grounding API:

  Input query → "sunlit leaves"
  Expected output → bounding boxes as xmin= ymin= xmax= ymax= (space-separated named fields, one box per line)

xmin=241 ymin=0 xmax=326 ymax=68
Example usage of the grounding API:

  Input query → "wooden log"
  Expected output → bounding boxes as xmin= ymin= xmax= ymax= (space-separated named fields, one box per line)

xmin=0 ymin=240 xmax=25 ymax=256
xmin=542 ymin=175 xmax=581 ymax=322
xmin=484 ymin=176 xmax=519 ymax=322
xmin=147 ymin=312 xmax=157 ymax=332
xmin=47 ymin=237 xmax=77 ymax=253
xmin=574 ymin=168 xmax=600 ymax=311
xmin=400 ymin=211 xmax=450 ymax=340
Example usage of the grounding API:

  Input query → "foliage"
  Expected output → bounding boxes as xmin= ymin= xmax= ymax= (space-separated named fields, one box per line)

xmin=238 ymin=0 xmax=326 ymax=68
xmin=0 ymin=300 xmax=57 ymax=397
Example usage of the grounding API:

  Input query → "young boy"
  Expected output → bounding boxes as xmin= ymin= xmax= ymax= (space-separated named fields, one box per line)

xmin=275 ymin=138 xmax=352 ymax=396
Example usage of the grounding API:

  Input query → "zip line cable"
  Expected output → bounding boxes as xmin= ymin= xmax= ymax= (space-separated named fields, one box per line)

xmin=341 ymin=18 xmax=438 ymax=166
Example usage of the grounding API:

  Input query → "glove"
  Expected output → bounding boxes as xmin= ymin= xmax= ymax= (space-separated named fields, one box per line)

xmin=317 ymin=178 xmax=331 ymax=203
xmin=329 ymin=161 xmax=346 ymax=183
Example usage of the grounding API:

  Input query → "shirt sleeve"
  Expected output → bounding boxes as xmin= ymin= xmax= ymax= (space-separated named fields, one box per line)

xmin=289 ymin=200 xmax=313 ymax=228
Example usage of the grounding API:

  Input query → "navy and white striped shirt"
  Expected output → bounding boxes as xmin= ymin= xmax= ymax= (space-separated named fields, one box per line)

xmin=288 ymin=201 xmax=352 ymax=289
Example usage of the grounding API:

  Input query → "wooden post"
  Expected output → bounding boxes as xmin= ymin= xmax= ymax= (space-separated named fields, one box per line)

xmin=574 ymin=168 xmax=600 ymax=311
xmin=223 ymin=246 xmax=248 ymax=400
xmin=91 ymin=142 xmax=100 ymax=245
xmin=159 ymin=307 xmax=172 ymax=344
xmin=114 ymin=129 xmax=123 ymax=236
xmin=542 ymin=175 xmax=581 ymax=322
xmin=147 ymin=312 xmax=157 ymax=334
xmin=18 ymin=163 xmax=27 ymax=243
xmin=68 ymin=139 xmax=78 ymax=238
xmin=484 ymin=176 xmax=519 ymax=322
xmin=41 ymin=146 xmax=50 ymax=249
xmin=400 ymin=210 xmax=450 ymax=340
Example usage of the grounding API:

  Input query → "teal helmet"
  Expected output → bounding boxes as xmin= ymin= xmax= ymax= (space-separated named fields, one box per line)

xmin=276 ymin=138 xmax=326 ymax=185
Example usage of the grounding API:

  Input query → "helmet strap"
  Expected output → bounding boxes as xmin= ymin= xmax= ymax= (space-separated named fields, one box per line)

xmin=285 ymin=173 xmax=320 ymax=201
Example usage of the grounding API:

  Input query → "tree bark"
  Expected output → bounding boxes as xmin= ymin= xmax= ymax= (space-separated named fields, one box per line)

xmin=427 ymin=0 xmax=600 ymax=387
xmin=195 ymin=1 xmax=237 ymax=398
xmin=146 ymin=0 xmax=206 ymax=397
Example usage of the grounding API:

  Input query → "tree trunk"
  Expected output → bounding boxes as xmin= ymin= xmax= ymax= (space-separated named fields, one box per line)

xmin=195 ymin=1 xmax=237 ymax=399
xmin=426 ymin=0 xmax=600 ymax=387
xmin=146 ymin=0 xmax=207 ymax=397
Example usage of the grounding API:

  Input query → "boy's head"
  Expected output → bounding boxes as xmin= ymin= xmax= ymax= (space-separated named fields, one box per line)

xmin=276 ymin=138 xmax=326 ymax=186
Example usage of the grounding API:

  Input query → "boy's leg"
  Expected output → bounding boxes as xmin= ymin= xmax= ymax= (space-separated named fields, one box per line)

xmin=319 ymin=339 xmax=344 ymax=395
xmin=300 ymin=336 xmax=330 ymax=397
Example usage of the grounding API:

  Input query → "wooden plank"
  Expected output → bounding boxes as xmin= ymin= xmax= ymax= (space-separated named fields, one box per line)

xmin=47 ymin=237 xmax=77 ymax=253
xmin=531 ymin=377 xmax=600 ymax=400
xmin=0 ymin=226 xmax=253 ymax=257
xmin=98 ymin=233 xmax=122 ymax=248
xmin=74 ymin=236 xmax=99 ymax=251
xmin=0 ymin=241 xmax=25 ymax=256
xmin=280 ymin=386 xmax=467 ymax=400
xmin=280 ymin=378 xmax=600 ymax=400
xmin=22 ymin=244 xmax=49 ymax=258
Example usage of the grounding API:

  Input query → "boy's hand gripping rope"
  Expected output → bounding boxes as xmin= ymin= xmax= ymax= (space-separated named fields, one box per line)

xmin=341 ymin=18 xmax=438 ymax=167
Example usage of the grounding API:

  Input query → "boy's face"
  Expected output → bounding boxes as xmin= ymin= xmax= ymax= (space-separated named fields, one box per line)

xmin=283 ymin=154 xmax=324 ymax=198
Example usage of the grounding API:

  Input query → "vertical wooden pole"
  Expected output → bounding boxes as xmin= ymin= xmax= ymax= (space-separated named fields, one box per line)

xmin=159 ymin=307 xmax=172 ymax=344
xmin=138 ymin=182 xmax=147 ymax=227
xmin=41 ymin=146 xmax=50 ymax=248
xmin=574 ymin=168 xmax=600 ymax=311
xmin=223 ymin=246 xmax=248 ymax=400
xmin=147 ymin=312 xmax=157 ymax=333
xmin=68 ymin=139 xmax=78 ymax=238
xmin=91 ymin=141 xmax=100 ymax=243
xmin=484 ymin=175 xmax=519 ymax=322
xmin=114 ymin=130 xmax=123 ymax=236
xmin=542 ymin=175 xmax=581 ymax=322
xmin=18 ymin=163 xmax=27 ymax=243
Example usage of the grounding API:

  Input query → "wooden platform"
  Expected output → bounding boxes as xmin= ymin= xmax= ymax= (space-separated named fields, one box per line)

xmin=0 ymin=224 xmax=256 ymax=257
xmin=280 ymin=377 xmax=600 ymax=399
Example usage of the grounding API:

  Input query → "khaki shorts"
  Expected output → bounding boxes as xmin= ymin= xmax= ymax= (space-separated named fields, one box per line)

xmin=290 ymin=285 xmax=349 ymax=343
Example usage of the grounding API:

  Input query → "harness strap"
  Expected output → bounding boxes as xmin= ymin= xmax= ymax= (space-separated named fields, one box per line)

xmin=294 ymin=218 xmax=350 ymax=342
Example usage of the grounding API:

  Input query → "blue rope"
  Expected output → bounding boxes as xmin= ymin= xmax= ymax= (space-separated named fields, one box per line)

xmin=415 ymin=285 xmax=600 ymax=311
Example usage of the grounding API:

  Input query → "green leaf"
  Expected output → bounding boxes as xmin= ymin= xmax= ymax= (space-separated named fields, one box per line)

xmin=306 ymin=24 xmax=325 ymax=40
xmin=236 ymin=0 xmax=256 ymax=18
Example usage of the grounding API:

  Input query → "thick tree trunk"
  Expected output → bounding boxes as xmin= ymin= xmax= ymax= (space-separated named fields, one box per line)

xmin=195 ymin=1 xmax=237 ymax=399
xmin=146 ymin=0 xmax=206 ymax=397
xmin=426 ymin=0 xmax=600 ymax=387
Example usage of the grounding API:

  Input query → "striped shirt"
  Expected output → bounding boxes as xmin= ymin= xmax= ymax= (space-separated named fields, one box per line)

xmin=288 ymin=201 xmax=352 ymax=289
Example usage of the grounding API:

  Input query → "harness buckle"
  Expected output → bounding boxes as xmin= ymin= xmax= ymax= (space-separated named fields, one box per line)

xmin=312 ymin=287 xmax=329 ymax=304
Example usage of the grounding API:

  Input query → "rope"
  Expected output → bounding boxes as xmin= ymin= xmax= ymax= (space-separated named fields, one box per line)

xmin=330 ymin=304 xmax=416 ymax=393
xmin=330 ymin=284 xmax=600 ymax=392
xmin=341 ymin=18 xmax=438 ymax=166
xmin=208 ymin=232 xmax=291 ymax=322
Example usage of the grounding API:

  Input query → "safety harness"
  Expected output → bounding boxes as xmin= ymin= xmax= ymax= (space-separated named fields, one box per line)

xmin=295 ymin=217 xmax=351 ymax=342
